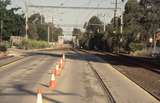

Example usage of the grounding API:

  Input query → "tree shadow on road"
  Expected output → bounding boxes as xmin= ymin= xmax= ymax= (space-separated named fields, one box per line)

xmin=27 ymin=52 xmax=62 ymax=58
xmin=0 ymin=84 xmax=82 ymax=103
xmin=65 ymin=49 xmax=160 ymax=74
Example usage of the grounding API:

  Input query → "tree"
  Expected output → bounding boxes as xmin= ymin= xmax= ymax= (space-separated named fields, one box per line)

xmin=86 ymin=16 xmax=103 ymax=34
xmin=28 ymin=13 xmax=63 ymax=41
xmin=79 ymin=0 xmax=160 ymax=52
xmin=72 ymin=28 xmax=81 ymax=36
xmin=122 ymin=0 xmax=145 ymax=51
xmin=0 ymin=0 xmax=25 ymax=40
xmin=122 ymin=0 xmax=160 ymax=52
xmin=51 ymin=27 xmax=63 ymax=42
xmin=79 ymin=16 xmax=104 ymax=49
xmin=36 ymin=24 xmax=48 ymax=41
xmin=28 ymin=13 xmax=44 ymax=40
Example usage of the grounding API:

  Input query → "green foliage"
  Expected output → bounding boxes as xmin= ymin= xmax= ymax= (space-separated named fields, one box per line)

xmin=79 ymin=16 xmax=104 ymax=49
xmin=0 ymin=45 xmax=7 ymax=52
xmin=72 ymin=28 xmax=81 ymax=36
xmin=78 ymin=0 xmax=160 ymax=53
xmin=123 ymin=0 xmax=145 ymax=40
xmin=28 ymin=14 xmax=63 ymax=41
xmin=37 ymin=24 xmax=48 ymax=41
xmin=18 ymin=39 xmax=49 ymax=49
xmin=0 ymin=41 xmax=12 ymax=52
xmin=3 ymin=41 xmax=11 ymax=48
xmin=86 ymin=16 xmax=103 ymax=34
xmin=123 ymin=0 xmax=160 ymax=44
xmin=122 ymin=0 xmax=160 ymax=52
xmin=129 ymin=42 xmax=145 ymax=52
xmin=0 ymin=43 xmax=8 ymax=52
xmin=0 ymin=0 xmax=25 ymax=40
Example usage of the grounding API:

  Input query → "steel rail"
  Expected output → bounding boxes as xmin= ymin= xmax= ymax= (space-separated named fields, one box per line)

xmin=88 ymin=62 xmax=116 ymax=103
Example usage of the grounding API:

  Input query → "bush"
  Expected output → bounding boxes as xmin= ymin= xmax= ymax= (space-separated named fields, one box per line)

xmin=0 ymin=44 xmax=7 ymax=52
xmin=0 ymin=41 xmax=12 ymax=52
xmin=18 ymin=39 xmax=49 ymax=49
xmin=129 ymin=43 xmax=145 ymax=52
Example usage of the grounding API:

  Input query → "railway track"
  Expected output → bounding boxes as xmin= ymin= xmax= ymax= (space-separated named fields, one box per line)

xmin=88 ymin=62 xmax=116 ymax=103
xmin=97 ymin=53 xmax=160 ymax=101
xmin=118 ymin=54 xmax=160 ymax=74
xmin=78 ymin=49 xmax=160 ymax=101
xmin=74 ymin=49 xmax=116 ymax=103
xmin=85 ymin=49 xmax=160 ymax=74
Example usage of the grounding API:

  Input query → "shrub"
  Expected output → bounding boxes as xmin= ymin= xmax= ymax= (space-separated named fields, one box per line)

xmin=4 ymin=41 xmax=11 ymax=48
xmin=18 ymin=39 xmax=49 ymax=49
xmin=0 ymin=41 xmax=12 ymax=52
xmin=0 ymin=44 xmax=7 ymax=52
xmin=129 ymin=43 xmax=145 ymax=52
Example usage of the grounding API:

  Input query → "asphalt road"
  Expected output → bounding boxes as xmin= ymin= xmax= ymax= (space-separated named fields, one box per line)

xmin=0 ymin=50 xmax=107 ymax=103
xmin=0 ymin=50 xmax=60 ymax=103
xmin=44 ymin=51 xmax=107 ymax=103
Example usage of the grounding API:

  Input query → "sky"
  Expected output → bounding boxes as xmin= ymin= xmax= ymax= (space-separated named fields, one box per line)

xmin=10 ymin=0 xmax=125 ymax=35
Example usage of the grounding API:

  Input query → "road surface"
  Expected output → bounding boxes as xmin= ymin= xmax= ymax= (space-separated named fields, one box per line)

xmin=0 ymin=50 xmax=159 ymax=103
xmin=0 ymin=50 xmax=60 ymax=103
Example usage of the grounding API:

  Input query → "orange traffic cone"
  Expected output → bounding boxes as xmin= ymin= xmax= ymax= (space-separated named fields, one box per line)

xmin=60 ymin=58 xmax=63 ymax=69
xmin=36 ymin=89 xmax=43 ymax=103
xmin=55 ymin=64 xmax=60 ymax=76
xmin=62 ymin=59 xmax=65 ymax=69
xmin=49 ymin=70 xmax=56 ymax=89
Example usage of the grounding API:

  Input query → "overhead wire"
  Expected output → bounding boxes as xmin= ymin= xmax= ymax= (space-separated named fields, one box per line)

xmin=27 ymin=0 xmax=116 ymax=31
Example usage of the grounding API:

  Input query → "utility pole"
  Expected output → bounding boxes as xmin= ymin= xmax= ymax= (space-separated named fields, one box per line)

xmin=41 ymin=15 xmax=43 ymax=24
xmin=25 ymin=0 xmax=28 ymax=39
xmin=0 ymin=20 xmax=3 ymax=42
xmin=153 ymin=32 xmax=156 ymax=55
xmin=120 ymin=0 xmax=125 ymax=53
xmin=103 ymin=14 xmax=106 ymax=32
xmin=120 ymin=0 xmax=124 ymax=42
xmin=114 ymin=0 xmax=118 ymax=53
xmin=52 ymin=16 xmax=54 ymax=24
xmin=114 ymin=0 xmax=118 ymax=28
xmin=48 ymin=25 xmax=50 ymax=43
xmin=120 ymin=7 xmax=123 ymax=34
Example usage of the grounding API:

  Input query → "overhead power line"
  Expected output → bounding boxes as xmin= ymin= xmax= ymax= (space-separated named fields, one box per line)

xmin=28 ymin=5 xmax=120 ymax=10
xmin=55 ymin=23 xmax=106 ymax=27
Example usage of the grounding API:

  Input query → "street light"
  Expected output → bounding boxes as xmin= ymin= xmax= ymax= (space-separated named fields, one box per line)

xmin=113 ymin=30 xmax=116 ymax=34
xmin=149 ymin=37 xmax=153 ymax=44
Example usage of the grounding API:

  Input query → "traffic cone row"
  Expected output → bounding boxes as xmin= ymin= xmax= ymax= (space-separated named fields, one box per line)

xmin=36 ymin=53 xmax=66 ymax=103
xmin=49 ymin=53 xmax=65 ymax=88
